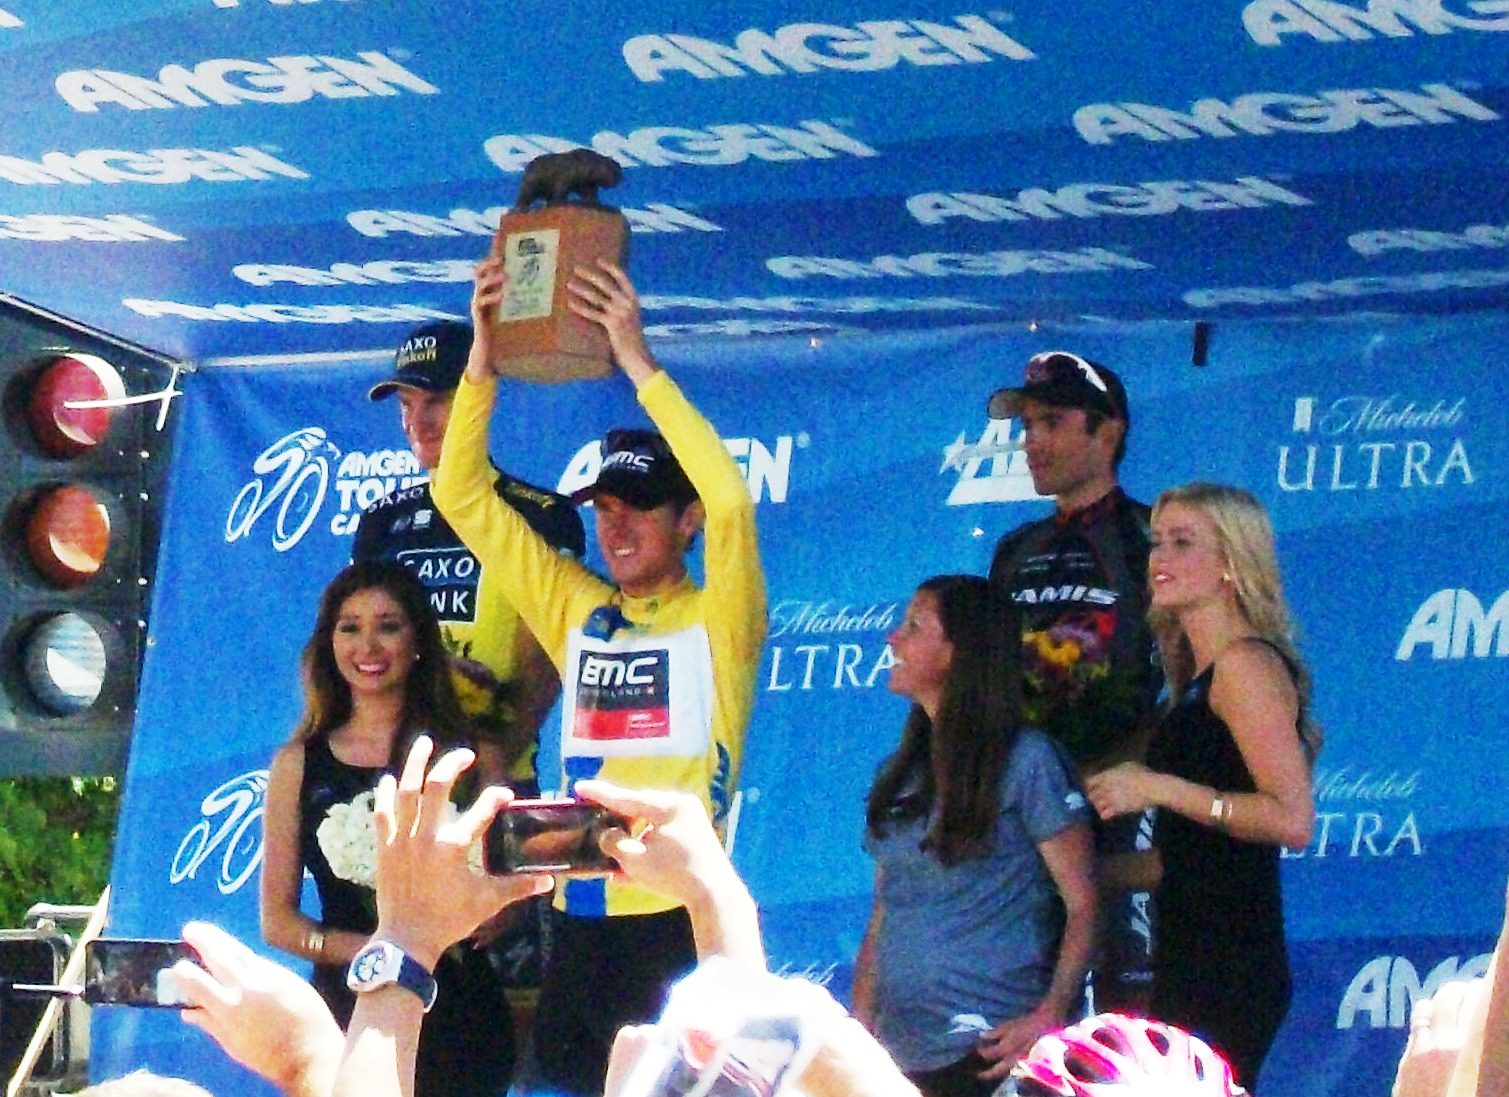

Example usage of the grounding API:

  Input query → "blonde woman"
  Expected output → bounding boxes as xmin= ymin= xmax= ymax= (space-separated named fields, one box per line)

xmin=1086 ymin=483 xmax=1318 ymax=1093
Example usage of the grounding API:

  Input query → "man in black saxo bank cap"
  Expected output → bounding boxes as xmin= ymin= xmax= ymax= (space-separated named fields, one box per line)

xmin=356 ymin=321 xmax=584 ymax=793
xmin=986 ymin=350 xmax=1162 ymax=1015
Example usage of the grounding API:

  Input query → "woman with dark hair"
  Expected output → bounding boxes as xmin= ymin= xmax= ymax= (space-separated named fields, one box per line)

xmin=853 ymin=575 xmax=1098 ymax=1097
xmin=260 ymin=560 xmax=513 ymax=1097
xmin=1086 ymin=483 xmax=1317 ymax=1093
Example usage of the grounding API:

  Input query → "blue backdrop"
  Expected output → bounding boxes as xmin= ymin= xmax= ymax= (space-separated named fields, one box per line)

xmin=0 ymin=2 xmax=1508 ymax=361
xmin=96 ymin=312 xmax=1509 ymax=1096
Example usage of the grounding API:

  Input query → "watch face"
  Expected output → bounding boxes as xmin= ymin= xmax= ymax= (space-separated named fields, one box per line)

xmin=353 ymin=944 xmax=394 ymax=983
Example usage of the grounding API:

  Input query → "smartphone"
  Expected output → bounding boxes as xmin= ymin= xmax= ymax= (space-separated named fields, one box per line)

xmin=82 ymin=938 xmax=201 ymax=1008
xmin=484 ymin=798 xmax=629 ymax=875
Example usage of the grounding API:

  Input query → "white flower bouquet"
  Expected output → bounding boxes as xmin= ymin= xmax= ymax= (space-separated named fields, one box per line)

xmin=316 ymin=787 xmax=485 ymax=890
xmin=316 ymin=790 xmax=379 ymax=890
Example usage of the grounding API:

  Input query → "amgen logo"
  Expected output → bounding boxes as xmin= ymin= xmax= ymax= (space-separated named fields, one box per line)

xmin=621 ymin=14 xmax=1034 ymax=81
xmin=1396 ymin=588 xmax=1509 ymax=660
xmin=940 ymin=418 xmax=1041 ymax=505
xmin=1337 ymin=953 xmax=1492 ymax=1029
xmin=56 ymin=50 xmax=437 ymax=112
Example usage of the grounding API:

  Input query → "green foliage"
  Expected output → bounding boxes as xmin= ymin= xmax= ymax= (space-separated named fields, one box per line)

xmin=0 ymin=776 xmax=118 ymax=927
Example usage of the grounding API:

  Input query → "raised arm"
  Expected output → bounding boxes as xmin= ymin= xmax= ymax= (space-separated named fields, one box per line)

xmin=566 ymin=261 xmax=768 ymax=783
xmin=176 ymin=920 xmax=344 ymax=1097
xmin=430 ymin=259 xmax=610 ymax=661
xmin=335 ymin=738 xmax=553 ymax=1097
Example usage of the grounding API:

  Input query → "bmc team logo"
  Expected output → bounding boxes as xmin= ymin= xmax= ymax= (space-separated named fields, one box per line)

xmin=557 ymin=432 xmax=804 ymax=505
xmin=574 ymin=649 xmax=671 ymax=740
xmin=225 ymin=427 xmax=425 ymax=551
xmin=621 ymin=14 xmax=1035 ymax=82
xmin=1337 ymin=950 xmax=1493 ymax=1029
xmin=1396 ymin=588 xmax=1508 ymax=660
xmin=169 ymin=769 xmax=269 ymax=896
xmin=940 ymin=418 xmax=1040 ymax=505
xmin=1276 ymin=393 xmax=1474 ymax=494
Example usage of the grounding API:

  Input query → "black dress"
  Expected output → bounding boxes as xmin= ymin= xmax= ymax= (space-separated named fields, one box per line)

xmin=1147 ymin=663 xmax=1293 ymax=1093
xmin=298 ymin=736 xmax=515 ymax=1097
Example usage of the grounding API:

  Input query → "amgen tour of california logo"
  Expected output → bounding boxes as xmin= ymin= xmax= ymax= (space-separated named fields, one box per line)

xmin=226 ymin=428 xmax=341 ymax=552
xmin=170 ymin=769 xmax=268 ymax=896
xmin=225 ymin=428 xmax=426 ymax=551
xmin=941 ymin=417 xmax=1042 ymax=505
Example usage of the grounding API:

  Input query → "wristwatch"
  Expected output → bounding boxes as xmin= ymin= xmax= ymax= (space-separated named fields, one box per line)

xmin=346 ymin=940 xmax=438 ymax=1013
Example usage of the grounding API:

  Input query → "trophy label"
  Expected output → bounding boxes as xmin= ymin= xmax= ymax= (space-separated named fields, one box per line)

xmin=499 ymin=228 xmax=560 ymax=322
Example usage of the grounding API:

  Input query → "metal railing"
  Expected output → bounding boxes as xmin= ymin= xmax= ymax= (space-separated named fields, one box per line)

xmin=2 ymin=889 xmax=109 ymax=1097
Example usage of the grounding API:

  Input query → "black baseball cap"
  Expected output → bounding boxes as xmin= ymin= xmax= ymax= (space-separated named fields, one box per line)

xmin=987 ymin=350 xmax=1129 ymax=423
xmin=368 ymin=321 xmax=472 ymax=400
xmin=569 ymin=429 xmax=698 ymax=511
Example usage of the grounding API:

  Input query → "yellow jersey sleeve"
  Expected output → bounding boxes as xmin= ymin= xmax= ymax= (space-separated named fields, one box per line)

xmin=636 ymin=370 xmax=767 ymax=792
xmin=431 ymin=372 xmax=612 ymax=672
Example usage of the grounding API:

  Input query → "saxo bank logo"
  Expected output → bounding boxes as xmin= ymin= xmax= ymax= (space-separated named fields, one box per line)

xmin=226 ymin=427 xmax=426 ymax=551
xmin=170 ymin=769 xmax=268 ymax=896
xmin=940 ymin=417 xmax=1041 ymax=505
xmin=1277 ymin=392 xmax=1474 ymax=494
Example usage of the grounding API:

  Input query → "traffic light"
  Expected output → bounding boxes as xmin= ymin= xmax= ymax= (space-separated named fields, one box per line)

xmin=0 ymin=308 xmax=170 ymax=776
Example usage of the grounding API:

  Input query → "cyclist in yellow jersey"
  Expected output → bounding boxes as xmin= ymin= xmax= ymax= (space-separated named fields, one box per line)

xmin=431 ymin=256 xmax=767 ymax=1097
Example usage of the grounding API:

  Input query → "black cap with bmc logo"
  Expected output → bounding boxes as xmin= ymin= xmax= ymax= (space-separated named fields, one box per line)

xmin=368 ymin=321 xmax=473 ymax=401
xmin=569 ymin=429 xmax=698 ymax=511
xmin=986 ymin=350 xmax=1129 ymax=424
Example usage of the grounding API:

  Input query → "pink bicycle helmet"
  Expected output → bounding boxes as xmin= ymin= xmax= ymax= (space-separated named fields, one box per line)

xmin=1001 ymin=1013 xmax=1246 ymax=1097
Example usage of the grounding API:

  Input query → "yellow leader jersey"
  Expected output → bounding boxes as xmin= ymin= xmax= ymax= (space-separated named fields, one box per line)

xmin=433 ymin=369 xmax=767 ymax=917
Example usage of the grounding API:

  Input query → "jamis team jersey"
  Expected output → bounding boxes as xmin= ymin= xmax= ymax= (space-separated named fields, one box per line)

xmin=352 ymin=474 xmax=584 ymax=781
xmin=433 ymin=369 xmax=767 ymax=917
xmin=988 ymin=488 xmax=1159 ymax=769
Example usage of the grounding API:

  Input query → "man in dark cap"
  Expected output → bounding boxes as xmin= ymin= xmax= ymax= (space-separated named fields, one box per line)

xmin=986 ymin=350 xmax=1161 ymax=1015
xmin=355 ymin=320 xmax=585 ymax=792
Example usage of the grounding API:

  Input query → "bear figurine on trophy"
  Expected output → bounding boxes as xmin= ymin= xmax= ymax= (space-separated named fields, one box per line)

xmin=487 ymin=148 xmax=629 ymax=382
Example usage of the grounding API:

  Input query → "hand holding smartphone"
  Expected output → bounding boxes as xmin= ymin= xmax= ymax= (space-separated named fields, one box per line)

xmin=83 ymin=938 xmax=202 ymax=1007
xmin=484 ymin=798 xmax=629 ymax=876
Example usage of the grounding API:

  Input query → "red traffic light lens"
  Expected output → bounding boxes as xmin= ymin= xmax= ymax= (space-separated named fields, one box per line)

xmin=25 ymin=353 xmax=126 ymax=458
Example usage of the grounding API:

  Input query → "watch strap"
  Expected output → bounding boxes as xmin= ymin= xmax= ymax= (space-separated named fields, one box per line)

xmin=346 ymin=940 xmax=439 ymax=1013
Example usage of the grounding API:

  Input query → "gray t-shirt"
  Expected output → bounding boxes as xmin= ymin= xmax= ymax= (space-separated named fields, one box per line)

xmin=862 ymin=729 xmax=1089 ymax=1072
